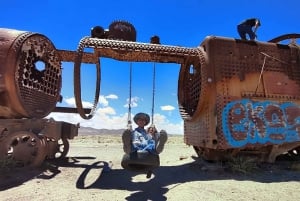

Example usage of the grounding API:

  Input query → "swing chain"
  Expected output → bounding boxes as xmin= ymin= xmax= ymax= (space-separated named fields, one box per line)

xmin=151 ymin=62 xmax=156 ymax=125
xmin=127 ymin=36 xmax=159 ymax=128
xmin=127 ymin=62 xmax=133 ymax=130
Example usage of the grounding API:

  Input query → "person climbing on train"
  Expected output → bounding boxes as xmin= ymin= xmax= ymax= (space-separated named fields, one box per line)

xmin=237 ymin=18 xmax=261 ymax=40
xmin=122 ymin=112 xmax=168 ymax=155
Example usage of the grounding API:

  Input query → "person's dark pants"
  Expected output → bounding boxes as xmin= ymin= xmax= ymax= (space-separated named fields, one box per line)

xmin=237 ymin=24 xmax=256 ymax=40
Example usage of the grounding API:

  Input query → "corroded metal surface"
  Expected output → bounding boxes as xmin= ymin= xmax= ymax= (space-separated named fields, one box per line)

xmin=0 ymin=131 xmax=46 ymax=167
xmin=57 ymin=50 xmax=97 ymax=64
xmin=0 ymin=118 xmax=78 ymax=166
xmin=77 ymin=37 xmax=198 ymax=63
xmin=178 ymin=36 xmax=300 ymax=162
xmin=71 ymin=36 xmax=198 ymax=119
xmin=0 ymin=28 xmax=62 ymax=118
xmin=69 ymin=33 xmax=300 ymax=162
xmin=1 ymin=25 xmax=300 ymax=165
xmin=65 ymin=33 xmax=300 ymax=162
xmin=58 ymin=38 xmax=198 ymax=64
xmin=0 ymin=28 xmax=77 ymax=167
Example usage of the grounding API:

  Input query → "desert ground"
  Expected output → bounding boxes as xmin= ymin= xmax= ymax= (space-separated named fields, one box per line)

xmin=1 ymin=134 xmax=300 ymax=201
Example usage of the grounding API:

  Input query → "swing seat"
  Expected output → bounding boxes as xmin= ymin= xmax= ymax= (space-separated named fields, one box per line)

xmin=121 ymin=151 xmax=160 ymax=172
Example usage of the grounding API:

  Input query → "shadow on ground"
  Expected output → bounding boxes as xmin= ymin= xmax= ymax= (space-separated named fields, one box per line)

xmin=74 ymin=158 xmax=300 ymax=201
xmin=1 ymin=156 xmax=299 ymax=201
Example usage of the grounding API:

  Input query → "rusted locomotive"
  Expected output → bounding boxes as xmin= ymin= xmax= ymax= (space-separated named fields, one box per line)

xmin=0 ymin=21 xmax=299 ymax=167
xmin=0 ymin=28 xmax=80 ymax=167
xmin=178 ymin=35 xmax=300 ymax=162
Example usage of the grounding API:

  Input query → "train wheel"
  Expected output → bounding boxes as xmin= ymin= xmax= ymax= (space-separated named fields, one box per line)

xmin=55 ymin=138 xmax=69 ymax=159
xmin=0 ymin=131 xmax=47 ymax=167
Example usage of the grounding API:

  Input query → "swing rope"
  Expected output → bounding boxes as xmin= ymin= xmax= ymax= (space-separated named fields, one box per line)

xmin=127 ymin=63 xmax=133 ymax=130
xmin=151 ymin=62 xmax=156 ymax=125
xmin=126 ymin=62 xmax=156 ymax=127
xmin=127 ymin=35 xmax=160 ymax=128
xmin=149 ymin=35 xmax=160 ymax=126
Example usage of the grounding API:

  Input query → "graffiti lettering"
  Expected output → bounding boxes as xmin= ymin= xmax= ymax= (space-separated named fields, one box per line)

xmin=222 ymin=99 xmax=300 ymax=147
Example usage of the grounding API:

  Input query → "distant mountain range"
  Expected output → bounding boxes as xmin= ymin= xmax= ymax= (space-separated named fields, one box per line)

xmin=79 ymin=127 xmax=182 ymax=136
xmin=79 ymin=126 xmax=125 ymax=135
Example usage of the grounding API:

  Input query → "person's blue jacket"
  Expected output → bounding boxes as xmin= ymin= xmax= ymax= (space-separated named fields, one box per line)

xmin=131 ymin=127 xmax=156 ymax=154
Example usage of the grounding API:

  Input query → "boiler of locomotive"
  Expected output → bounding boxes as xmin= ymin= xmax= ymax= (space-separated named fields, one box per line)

xmin=0 ymin=28 xmax=62 ymax=118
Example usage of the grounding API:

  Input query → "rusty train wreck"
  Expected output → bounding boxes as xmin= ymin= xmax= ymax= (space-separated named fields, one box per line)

xmin=0 ymin=21 xmax=299 ymax=167
xmin=179 ymin=35 xmax=300 ymax=162
xmin=0 ymin=29 xmax=79 ymax=167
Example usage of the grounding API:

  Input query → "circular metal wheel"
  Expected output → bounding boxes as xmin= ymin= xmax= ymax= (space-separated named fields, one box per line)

xmin=55 ymin=138 xmax=69 ymax=159
xmin=108 ymin=20 xmax=136 ymax=42
xmin=0 ymin=131 xmax=47 ymax=167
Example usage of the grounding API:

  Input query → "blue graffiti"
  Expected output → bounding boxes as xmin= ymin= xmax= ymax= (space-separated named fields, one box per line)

xmin=222 ymin=99 xmax=300 ymax=147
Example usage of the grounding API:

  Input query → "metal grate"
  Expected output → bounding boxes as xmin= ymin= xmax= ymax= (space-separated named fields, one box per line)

xmin=16 ymin=34 xmax=62 ymax=118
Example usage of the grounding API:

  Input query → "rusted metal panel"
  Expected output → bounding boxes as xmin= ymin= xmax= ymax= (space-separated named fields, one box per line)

xmin=0 ymin=119 xmax=79 ymax=166
xmin=0 ymin=28 xmax=62 ymax=118
xmin=178 ymin=36 xmax=300 ymax=161
xmin=57 ymin=49 xmax=98 ymax=64
xmin=0 ymin=28 xmax=79 ymax=167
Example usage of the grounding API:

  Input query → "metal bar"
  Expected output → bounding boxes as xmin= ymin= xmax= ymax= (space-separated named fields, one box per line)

xmin=85 ymin=38 xmax=199 ymax=64
xmin=52 ymin=106 xmax=91 ymax=114
xmin=57 ymin=50 xmax=97 ymax=64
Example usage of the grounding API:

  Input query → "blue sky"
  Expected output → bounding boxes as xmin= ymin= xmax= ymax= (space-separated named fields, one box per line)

xmin=1 ymin=0 xmax=299 ymax=134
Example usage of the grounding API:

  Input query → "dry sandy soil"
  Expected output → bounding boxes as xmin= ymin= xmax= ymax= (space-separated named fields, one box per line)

xmin=1 ymin=134 xmax=300 ymax=201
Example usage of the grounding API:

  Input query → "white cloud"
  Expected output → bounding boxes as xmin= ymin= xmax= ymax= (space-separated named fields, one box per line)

xmin=64 ymin=97 xmax=94 ymax=108
xmin=160 ymin=105 xmax=175 ymax=111
xmin=105 ymin=94 xmax=118 ymax=99
xmin=65 ymin=97 xmax=76 ymax=107
xmin=150 ymin=113 xmax=183 ymax=134
xmin=97 ymin=106 xmax=116 ymax=115
xmin=124 ymin=96 xmax=140 ymax=108
xmin=99 ymin=95 xmax=109 ymax=107
xmin=98 ymin=94 xmax=118 ymax=107
xmin=48 ymin=96 xmax=183 ymax=134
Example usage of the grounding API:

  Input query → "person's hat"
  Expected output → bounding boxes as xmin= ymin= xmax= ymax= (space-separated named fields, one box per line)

xmin=133 ymin=112 xmax=150 ymax=125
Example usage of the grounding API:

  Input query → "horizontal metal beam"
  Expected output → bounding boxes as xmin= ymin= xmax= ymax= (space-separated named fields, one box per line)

xmin=52 ymin=106 xmax=91 ymax=114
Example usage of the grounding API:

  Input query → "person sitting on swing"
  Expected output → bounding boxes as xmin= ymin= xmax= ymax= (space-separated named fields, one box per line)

xmin=122 ymin=112 xmax=168 ymax=155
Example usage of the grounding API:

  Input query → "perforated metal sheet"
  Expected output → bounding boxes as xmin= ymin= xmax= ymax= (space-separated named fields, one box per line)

xmin=0 ymin=29 xmax=62 ymax=118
